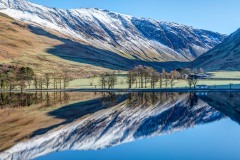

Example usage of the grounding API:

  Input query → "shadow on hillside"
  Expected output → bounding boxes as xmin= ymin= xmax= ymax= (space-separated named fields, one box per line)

xmin=30 ymin=93 xmax=128 ymax=138
xmin=28 ymin=26 xmax=187 ymax=71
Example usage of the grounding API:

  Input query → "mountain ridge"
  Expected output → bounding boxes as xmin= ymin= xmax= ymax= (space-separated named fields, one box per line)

xmin=192 ymin=27 xmax=240 ymax=70
xmin=0 ymin=0 xmax=226 ymax=64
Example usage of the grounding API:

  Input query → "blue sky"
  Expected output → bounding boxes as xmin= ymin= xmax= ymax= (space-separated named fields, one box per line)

xmin=29 ymin=0 xmax=240 ymax=34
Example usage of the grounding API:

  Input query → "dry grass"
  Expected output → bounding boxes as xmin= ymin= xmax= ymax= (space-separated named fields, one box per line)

xmin=0 ymin=13 xmax=111 ymax=78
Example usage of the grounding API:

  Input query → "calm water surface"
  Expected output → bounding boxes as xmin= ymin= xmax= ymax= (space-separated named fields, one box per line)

xmin=0 ymin=92 xmax=239 ymax=160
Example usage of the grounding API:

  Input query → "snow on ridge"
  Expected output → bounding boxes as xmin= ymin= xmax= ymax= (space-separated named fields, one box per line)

xmin=0 ymin=0 xmax=226 ymax=61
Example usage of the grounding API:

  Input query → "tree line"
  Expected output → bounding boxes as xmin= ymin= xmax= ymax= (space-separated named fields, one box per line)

xmin=0 ymin=65 xmax=72 ymax=91
xmin=126 ymin=65 xmax=183 ymax=89
xmin=98 ymin=66 xmax=204 ymax=89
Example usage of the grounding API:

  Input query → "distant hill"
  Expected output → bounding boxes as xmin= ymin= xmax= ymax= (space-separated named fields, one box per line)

xmin=192 ymin=28 xmax=240 ymax=71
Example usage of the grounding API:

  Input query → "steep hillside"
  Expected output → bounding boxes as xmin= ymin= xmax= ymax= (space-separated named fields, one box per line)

xmin=192 ymin=28 xmax=240 ymax=70
xmin=0 ymin=12 xmax=112 ymax=77
xmin=0 ymin=0 xmax=226 ymax=63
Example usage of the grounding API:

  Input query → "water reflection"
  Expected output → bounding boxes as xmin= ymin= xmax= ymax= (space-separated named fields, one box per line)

xmin=0 ymin=92 xmax=71 ymax=109
xmin=0 ymin=92 xmax=240 ymax=160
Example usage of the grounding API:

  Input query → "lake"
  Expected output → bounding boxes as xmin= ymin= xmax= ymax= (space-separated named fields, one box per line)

xmin=0 ymin=92 xmax=240 ymax=160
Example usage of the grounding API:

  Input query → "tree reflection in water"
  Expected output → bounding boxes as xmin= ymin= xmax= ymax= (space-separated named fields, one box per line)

xmin=0 ymin=92 xmax=70 ymax=109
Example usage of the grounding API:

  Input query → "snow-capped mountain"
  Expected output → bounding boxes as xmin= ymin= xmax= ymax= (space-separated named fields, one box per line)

xmin=0 ymin=93 xmax=225 ymax=160
xmin=192 ymin=28 xmax=240 ymax=70
xmin=0 ymin=0 xmax=226 ymax=62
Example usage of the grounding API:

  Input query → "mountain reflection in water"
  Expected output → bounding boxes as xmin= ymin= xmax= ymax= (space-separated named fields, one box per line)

xmin=0 ymin=92 xmax=240 ymax=160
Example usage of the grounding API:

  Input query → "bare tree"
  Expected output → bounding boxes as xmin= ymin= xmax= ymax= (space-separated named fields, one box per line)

xmin=192 ymin=78 xmax=198 ymax=88
xmin=133 ymin=65 xmax=145 ymax=88
xmin=170 ymin=77 xmax=177 ymax=88
xmin=34 ymin=77 xmax=38 ymax=89
xmin=127 ymin=71 xmax=135 ymax=89
xmin=186 ymin=78 xmax=194 ymax=89
xmin=198 ymin=68 xmax=204 ymax=73
xmin=26 ymin=79 xmax=32 ymax=89
xmin=150 ymin=71 xmax=159 ymax=89
xmin=143 ymin=67 xmax=151 ymax=88
xmin=53 ymin=76 xmax=57 ymax=89
xmin=106 ymin=72 xmax=117 ymax=89
xmin=45 ymin=73 xmax=51 ymax=89
xmin=159 ymin=73 xmax=163 ymax=89
xmin=182 ymin=68 xmax=192 ymax=75
xmin=99 ymin=74 xmax=107 ymax=89
xmin=6 ymin=71 xmax=16 ymax=90
xmin=164 ymin=76 xmax=169 ymax=88
xmin=19 ymin=79 xmax=26 ymax=92
xmin=186 ymin=76 xmax=198 ymax=89
xmin=63 ymin=72 xmax=72 ymax=89
xmin=57 ymin=76 xmax=63 ymax=89
xmin=37 ymin=77 xmax=46 ymax=90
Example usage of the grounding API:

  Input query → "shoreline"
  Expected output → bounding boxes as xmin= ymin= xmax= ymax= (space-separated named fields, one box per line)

xmin=1 ymin=88 xmax=240 ymax=93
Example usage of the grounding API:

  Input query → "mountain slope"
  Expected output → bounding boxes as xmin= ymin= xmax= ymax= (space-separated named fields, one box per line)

xmin=192 ymin=28 xmax=240 ymax=70
xmin=0 ymin=0 xmax=226 ymax=64
xmin=0 ymin=12 xmax=112 ymax=77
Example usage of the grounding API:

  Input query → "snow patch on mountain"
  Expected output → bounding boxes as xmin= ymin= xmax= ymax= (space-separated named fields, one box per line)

xmin=0 ymin=0 xmax=226 ymax=62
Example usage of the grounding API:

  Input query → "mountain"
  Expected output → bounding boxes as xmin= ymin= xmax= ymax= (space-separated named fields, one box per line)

xmin=192 ymin=28 xmax=240 ymax=70
xmin=0 ymin=0 xmax=226 ymax=72
xmin=0 ymin=12 xmax=113 ymax=77
xmin=0 ymin=93 xmax=225 ymax=160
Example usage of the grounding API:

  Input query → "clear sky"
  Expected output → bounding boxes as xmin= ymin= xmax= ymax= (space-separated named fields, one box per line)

xmin=29 ymin=0 xmax=240 ymax=34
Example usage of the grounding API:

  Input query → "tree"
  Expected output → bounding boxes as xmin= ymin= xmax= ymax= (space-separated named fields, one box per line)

xmin=19 ymin=79 xmax=26 ymax=92
xmin=34 ymin=77 xmax=38 ymax=89
xmin=45 ymin=73 xmax=51 ymax=89
xmin=127 ymin=71 xmax=135 ymax=89
xmin=182 ymin=68 xmax=192 ymax=75
xmin=17 ymin=67 xmax=35 ymax=91
xmin=99 ymin=74 xmax=107 ymax=89
xmin=186 ymin=78 xmax=193 ymax=88
xmin=170 ymin=70 xmax=181 ymax=79
xmin=192 ymin=69 xmax=198 ymax=74
xmin=192 ymin=77 xmax=198 ymax=88
xmin=52 ymin=76 xmax=58 ymax=89
xmin=106 ymin=72 xmax=117 ymax=89
xmin=63 ymin=72 xmax=72 ymax=89
xmin=170 ymin=77 xmax=177 ymax=88
xmin=143 ymin=67 xmax=151 ymax=88
xmin=133 ymin=65 xmax=145 ymax=88
xmin=186 ymin=76 xmax=198 ymax=89
xmin=159 ymin=73 xmax=163 ymax=89
xmin=26 ymin=79 xmax=32 ymax=89
xmin=18 ymin=67 xmax=34 ymax=80
xmin=37 ymin=77 xmax=46 ymax=90
xmin=164 ymin=73 xmax=170 ymax=88
xmin=198 ymin=68 xmax=204 ymax=73
xmin=150 ymin=70 xmax=158 ymax=89
xmin=58 ymin=76 xmax=63 ymax=89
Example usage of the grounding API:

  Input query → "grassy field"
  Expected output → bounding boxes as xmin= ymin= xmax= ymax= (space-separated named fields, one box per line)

xmin=68 ymin=74 xmax=240 ymax=89
xmin=208 ymin=71 xmax=240 ymax=79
